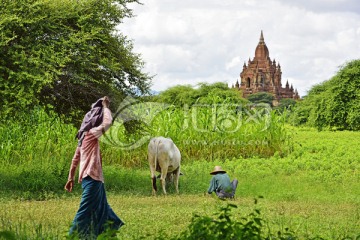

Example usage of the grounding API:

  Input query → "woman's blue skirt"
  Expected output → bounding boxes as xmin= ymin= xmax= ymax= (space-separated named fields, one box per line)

xmin=69 ymin=176 xmax=124 ymax=238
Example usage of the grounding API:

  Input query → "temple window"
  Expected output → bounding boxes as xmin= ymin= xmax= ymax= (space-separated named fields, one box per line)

xmin=246 ymin=78 xmax=251 ymax=88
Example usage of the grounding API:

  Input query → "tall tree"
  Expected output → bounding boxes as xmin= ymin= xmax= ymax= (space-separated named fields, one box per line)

xmin=153 ymin=82 xmax=247 ymax=107
xmin=0 ymin=0 xmax=151 ymax=124
xmin=247 ymin=92 xmax=274 ymax=106
xmin=290 ymin=59 xmax=360 ymax=130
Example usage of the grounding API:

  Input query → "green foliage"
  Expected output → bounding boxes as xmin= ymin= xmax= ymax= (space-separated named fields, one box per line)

xmin=0 ymin=222 xmax=63 ymax=240
xmin=175 ymin=202 xmax=263 ymax=240
xmin=0 ymin=0 xmax=151 ymax=125
xmin=153 ymin=82 xmax=247 ymax=106
xmin=152 ymin=85 xmax=198 ymax=107
xmin=2 ymin=106 xmax=360 ymax=201
xmin=247 ymin=92 xmax=274 ymax=106
xmin=171 ymin=199 xmax=299 ymax=240
xmin=0 ymin=127 xmax=360 ymax=238
xmin=103 ymin=103 xmax=291 ymax=165
xmin=274 ymin=98 xmax=297 ymax=113
xmin=0 ymin=218 xmax=119 ymax=240
xmin=0 ymin=107 xmax=77 ymax=199
xmin=0 ymin=230 xmax=16 ymax=240
xmin=66 ymin=224 xmax=119 ymax=240
xmin=0 ymin=104 xmax=292 ymax=199
xmin=290 ymin=59 xmax=360 ymax=130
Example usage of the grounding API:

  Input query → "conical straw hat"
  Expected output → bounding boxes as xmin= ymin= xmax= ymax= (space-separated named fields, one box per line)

xmin=210 ymin=166 xmax=226 ymax=175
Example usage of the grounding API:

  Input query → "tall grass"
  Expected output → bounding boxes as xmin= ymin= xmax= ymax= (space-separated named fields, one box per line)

xmin=0 ymin=102 xmax=291 ymax=198
xmin=101 ymin=102 xmax=292 ymax=167
xmin=0 ymin=108 xmax=77 ymax=199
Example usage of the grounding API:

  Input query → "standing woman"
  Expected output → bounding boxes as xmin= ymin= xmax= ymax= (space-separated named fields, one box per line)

xmin=64 ymin=96 xmax=124 ymax=239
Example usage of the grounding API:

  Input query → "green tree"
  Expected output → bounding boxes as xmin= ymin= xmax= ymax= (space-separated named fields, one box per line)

xmin=153 ymin=82 xmax=247 ymax=107
xmin=274 ymin=98 xmax=297 ymax=113
xmin=290 ymin=59 xmax=360 ymax=130
xmin=0 ymin=0 xmax=151 ymax=124
xmin=152 ymin=85 xmax=198 ymax=107
xmin=247 ymin=92 xmax=274 ymax=106
xmin=196 ymin=82 xmax=246 ymax=105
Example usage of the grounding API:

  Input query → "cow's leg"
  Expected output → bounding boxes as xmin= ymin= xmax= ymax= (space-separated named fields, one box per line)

xmin=151 ymin=176 xmax=157 ymax=196
xmin=160 ymin=167 xmax=168 ymax=195
xmin=149 ymin=155 xmax=157 ymax=196
xmin=173 ymin=167 xmax=181 ymax=194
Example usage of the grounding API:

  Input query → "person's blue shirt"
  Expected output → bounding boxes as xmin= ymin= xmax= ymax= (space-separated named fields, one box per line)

xmin=207 ymin=173 xmax=233 ymax=194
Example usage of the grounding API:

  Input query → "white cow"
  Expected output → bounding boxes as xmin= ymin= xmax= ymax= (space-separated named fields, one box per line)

xmin=148 ymin=137 xmax=181 ymax=195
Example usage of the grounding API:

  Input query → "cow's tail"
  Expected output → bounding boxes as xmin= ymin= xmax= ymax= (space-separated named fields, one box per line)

xmin=154 ymin=139 xmax=160 ymax=173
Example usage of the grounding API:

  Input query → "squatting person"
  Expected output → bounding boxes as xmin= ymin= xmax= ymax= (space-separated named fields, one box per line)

xmin=207 ymin=166 xmax=238 ymax=199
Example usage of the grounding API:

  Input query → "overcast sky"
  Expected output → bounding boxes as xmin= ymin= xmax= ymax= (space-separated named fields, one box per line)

xmin=121 ymin=0 xmax=360 ymax=97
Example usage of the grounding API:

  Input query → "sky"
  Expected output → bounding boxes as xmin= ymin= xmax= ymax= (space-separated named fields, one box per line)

xmin=121 ymin=0 xmax=360 ymax=97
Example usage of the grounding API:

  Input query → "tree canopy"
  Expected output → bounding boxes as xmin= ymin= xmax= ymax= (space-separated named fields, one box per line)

xmin=274 ymin=98 xmax=297 ymax=113
xmin=290 ymin=59 xmax=360 ymax=130
xmin=0 ymin=0 xmax=151 ymax=124
xmin=153 ymin=82 xmax=248 ymax=106
xmin=246 ymin=92 xmax=274 ymax=106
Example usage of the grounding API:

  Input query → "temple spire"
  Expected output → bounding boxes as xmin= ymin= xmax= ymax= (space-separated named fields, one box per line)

xmin=235 ymin=80 xmax=240 ymax=89
xmin=259 ymin=30 xmax=264 ymax=43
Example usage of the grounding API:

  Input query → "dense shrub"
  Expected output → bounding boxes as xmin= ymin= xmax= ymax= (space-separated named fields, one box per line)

xmin=247 ymin=92 xmax=274 ymax=107
xmin=152 ymin=82 xmax=247 ymax=107
xmin=153 ymin=199 xmax=298 ymax=240
xmin=290 ymin=59 xmax=360 ymax=130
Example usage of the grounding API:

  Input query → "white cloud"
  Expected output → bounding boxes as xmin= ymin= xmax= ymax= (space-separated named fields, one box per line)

xmin=226 ymin=57 xmax=242 ymax=71
xmin=276 ymin=0 xmax=360 ymax=13
xmin=121 ymin=0 xmax=360 ymax=96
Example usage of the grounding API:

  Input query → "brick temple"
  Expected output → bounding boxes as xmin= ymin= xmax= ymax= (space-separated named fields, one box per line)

xmin=233 ymin=31 xmax=299 ymax=102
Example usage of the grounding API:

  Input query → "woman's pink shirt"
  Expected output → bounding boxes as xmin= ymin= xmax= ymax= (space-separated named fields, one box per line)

xmin=68 ymin=107 xmax=112 ymax=183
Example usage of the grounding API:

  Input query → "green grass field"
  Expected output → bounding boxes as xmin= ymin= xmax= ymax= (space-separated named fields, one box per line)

xmin=1 ymin=194 xmax=358 ymax=239
xmin=0 ymin=126 xmax=359 ymax=239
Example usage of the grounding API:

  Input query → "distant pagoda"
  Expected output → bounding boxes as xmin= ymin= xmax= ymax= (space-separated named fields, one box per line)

xmin=233 ymin=31 xmax=299 ymax=102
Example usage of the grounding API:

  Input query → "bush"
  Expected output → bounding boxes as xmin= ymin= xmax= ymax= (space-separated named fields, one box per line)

xmin=290 ymin=59 xmax=360 ymax=130
xmin=151 ymin=197 xmax=300 ymax=240
xmin=247 ymin=92 xmax=274 ymax=107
